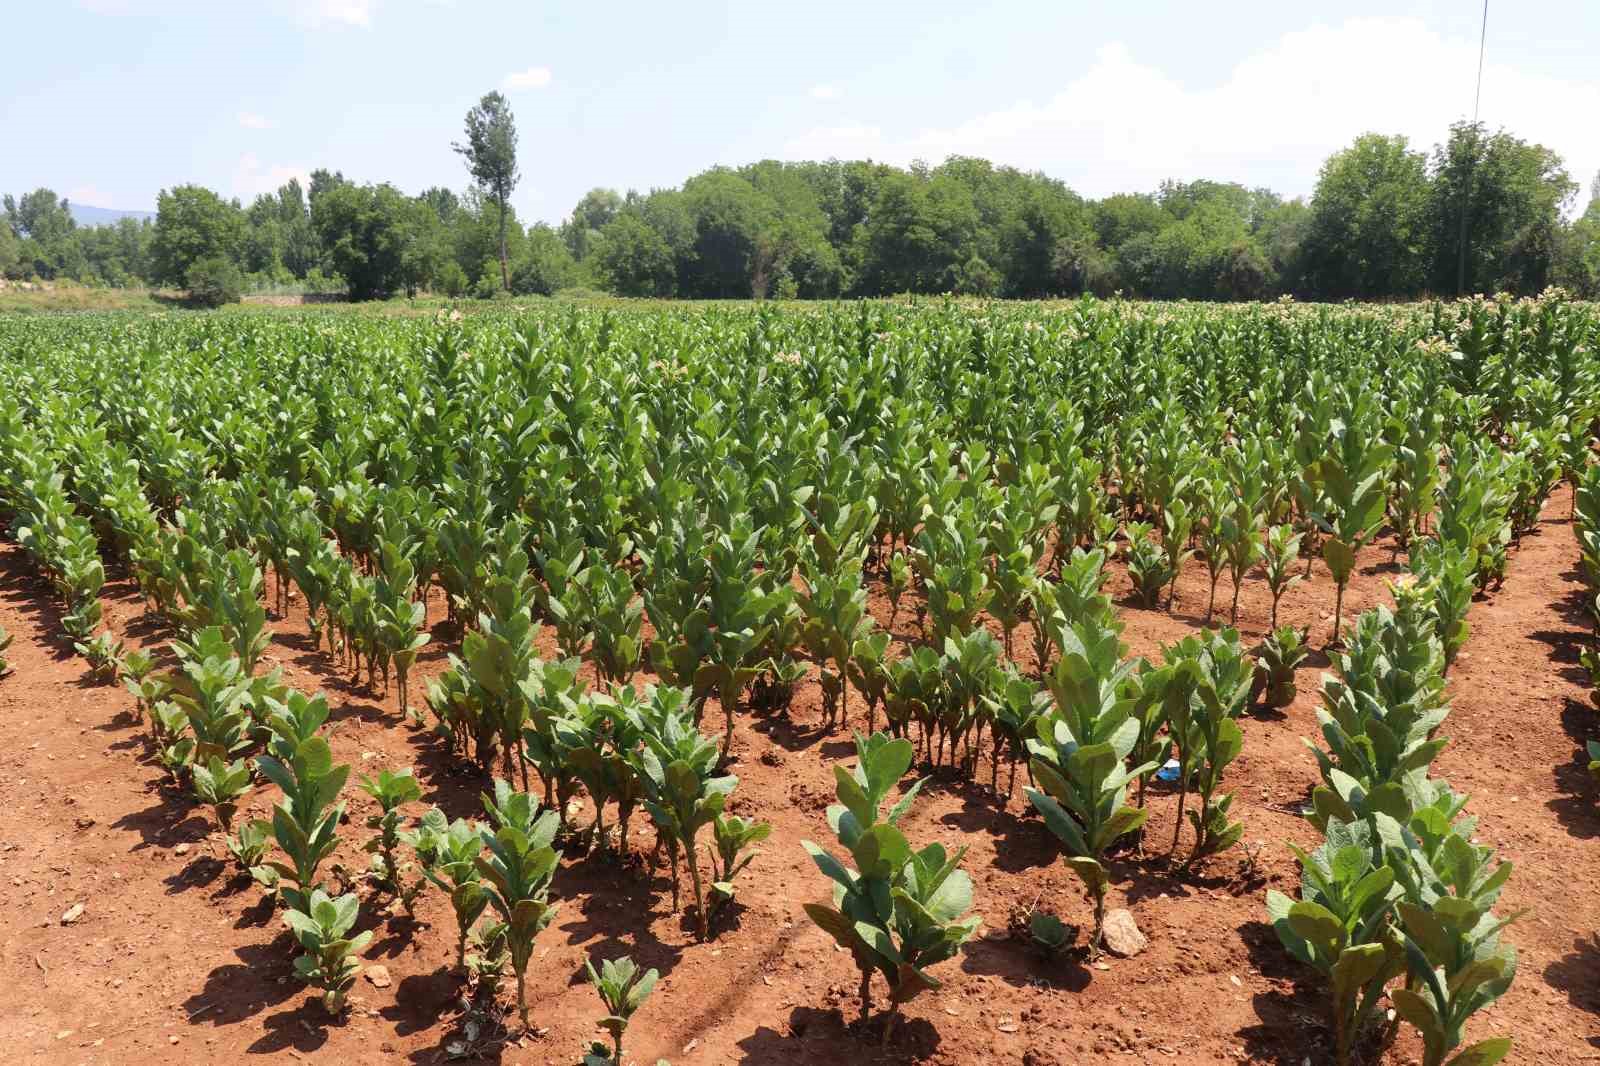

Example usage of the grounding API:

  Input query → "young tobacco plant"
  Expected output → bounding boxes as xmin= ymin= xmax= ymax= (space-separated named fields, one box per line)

xmin=1308 ymin=388 xmax=1393 ymax=644
xmin=1024 ymin=625 xmax=1155 ymax=951
xmin=462 ymin=532 xmax=541 ymax=787
xmin=580 ymin=560 xmax=643 ymax=684
xmin=583 ymin=954 xmax=660 ymax=1066
xmin=1260 ymin=524 xmax=1304 ymax=631
xmin=1254 ymin=625 xmax=1310 ymax=710
xmin=1265 ymin=817 xmax=1403 ymax=1066
xmin=1307 ymin=592 xmax=1450 ymax=831
xmin=74 ymin=631 xmax=125 ymax=683
xmin=1388 ymin=815 xmax=1521 ymax=1066
xmin=1124 ymin=521 xmax=1175 ymax=609
xmin=166 ymin=626 xmax=254 ymax=764
xmin=192 ymin=755 xmax=253 ymax=836
xmin=802 ymin=732 xmax=980 ymax=1045
xmin=475 ymin=793 xmax=561 ymax=1030
xmin=1410 ymin=539 xmax=1477 ymax=675
xmin=422 ymin=815 xmax=490 ymax=969
xmin=255 ymin=734 xmax=350 ymax=911
xmin=635 ymin=698 xmax=734 ymax=941
xmin=708 ymin=812 xmax=772 ymax=914
xmin=464 ymin=919 xmax=510 ymax=1005
xmin=358 ymin=767 xmax=423 ymax=895
xmin=227 ymin=819 xmax=273 ymax=872
xmin=1221 ymin=498 xmax=1263 ymax=626
xmin=284 ymin=888 xmax=373 ymax=1014
xmin=1180 ymin=629 xmax=1251 ymax=865
xmin=797 ymin=544 xmax=876 ymax=732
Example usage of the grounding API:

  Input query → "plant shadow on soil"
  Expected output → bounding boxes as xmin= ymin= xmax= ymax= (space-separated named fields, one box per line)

xmin=1543 ymin=933 xmax=1600 ymax=1021
xmin=552 ymin=854 xmax=688 ymax=980
xmin=734 ymin=1005 xmax=942 ymax=1064
xmin=1235 ymin=919 xmax=1333 ymax=1066
xmin=1548 ymin=697 xmax=1600 ymax=840
xmin=183 ymin=938 xmax=305 ymax=1030
xmin=958 ymin=936 xmax=1090 ymax=993
xmin=110 ymin=789 xmax=212 ymax=852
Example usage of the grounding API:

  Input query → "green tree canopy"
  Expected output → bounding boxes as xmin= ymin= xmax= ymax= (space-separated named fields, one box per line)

xmin=150 ymin=185 xmax=246 ymax=287
xmin=1299 ymin=134 xmax=1431 ymax=299
xmin=1427 ymin=121 xmax=1576 ymax=295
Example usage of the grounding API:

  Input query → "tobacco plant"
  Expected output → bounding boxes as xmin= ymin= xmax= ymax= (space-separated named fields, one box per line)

xmin=708 ymin=812 xmax=771 ymax=913
xmin=74 ymin=631 xmax=124 ymax=682
xmin=475 ymin=794 xmax=561 ymax=1029
xmin=583 ymin=954 xmax=660 ymax=1066
xmin=1389 ymin=820 xmax=1520 ymax=1066
xmin=1254 ymin=625 xmax=1310 ymax=709
xmin=1260 ymin=524 xmax=1303 ymax=630
xmin=1308 ymin=386 xmax=1392 ymax=643
xmin=256 ymin=734 xmax=350 ymax=911
xmin=635 ymin=697 xmax=733 ymax=940
xmin=1124 ymin=521 xmax=1175 ymax=608
xmin=284 ymin=888 xmax=373 ymax=1013
xmin=1025 ymin=705 xmax=1153 ymax=953
xmin=423 ymin=814 xmax=491 ymax=969
xmin=358 ymin=767 xmax=423 ymax=895
xmin=1265 ymin=817 xmax=1402 ymax=1066
xmin=802 ymin=732 xmax=980 ymax=1045
xmin=1409 ymin=540 xmax=1476 ymax=675
xmin=192 ymin=755 xmax=253 ymax=835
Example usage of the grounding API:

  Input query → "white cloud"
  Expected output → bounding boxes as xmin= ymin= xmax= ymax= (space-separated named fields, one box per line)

xmin=233 ymin=154 xmax=312 ymax=201
xmin=503 ymin=66 xmax=553 ymax=92
xmin=809 ymin=84 xmax=842 ymax=101
xmin=289 ymin=0 xmax=376 ymax=27
xmin=777 ymin=17 xmax=1600 ymax=203
xmin=238 ymin=112 xmax=277 ymax=130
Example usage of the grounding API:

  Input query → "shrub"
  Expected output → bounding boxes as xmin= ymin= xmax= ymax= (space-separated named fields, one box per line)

xmin=184 ymin=256 xmax=243 ymax=307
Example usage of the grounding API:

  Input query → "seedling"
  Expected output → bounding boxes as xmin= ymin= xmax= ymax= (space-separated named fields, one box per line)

xmin=74 ymin=631 xmax=125 ymax=682
xmin=584 ymin=954 xmax=660 ymax=1066
xmin=284 ymin=888 xmax=372 ymax=1013
xmin=1254 ymin=625 xmax=1310 ymax=709
xmin=191 ymin=754 xmax=252 ymax=834
xmin=707 ymin=812 xmax=771 ymax=912
xmin=358 ymin=768 xmax=423 ymax=894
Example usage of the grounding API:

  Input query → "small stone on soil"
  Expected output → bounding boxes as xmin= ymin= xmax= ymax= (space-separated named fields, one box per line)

xmin=1102 ymin=908 xmax=1147 ymax=957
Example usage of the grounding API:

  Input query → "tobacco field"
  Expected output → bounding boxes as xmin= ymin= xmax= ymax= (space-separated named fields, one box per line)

xmin=0 ymin=294 xmax=1597 ymax=1065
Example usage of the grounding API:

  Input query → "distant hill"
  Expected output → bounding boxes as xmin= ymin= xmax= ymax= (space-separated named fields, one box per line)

xmin=69 ymin=204 xmax=155 ymax=228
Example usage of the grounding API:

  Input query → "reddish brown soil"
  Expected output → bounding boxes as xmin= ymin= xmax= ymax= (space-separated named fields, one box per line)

xmin=1 ymin=492 xmax=1596 ymax=1066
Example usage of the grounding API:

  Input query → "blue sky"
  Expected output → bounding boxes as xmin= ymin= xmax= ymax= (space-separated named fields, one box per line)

xmin=5 ymin=1 xmax=1597 ymax=223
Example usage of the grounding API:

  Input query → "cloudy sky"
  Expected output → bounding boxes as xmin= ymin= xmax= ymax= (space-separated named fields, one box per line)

xmin=5 ymin=0 xmax=1596 ymax=222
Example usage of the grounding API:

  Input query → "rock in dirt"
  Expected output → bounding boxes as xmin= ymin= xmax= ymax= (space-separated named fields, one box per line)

xmin=365 ymin=965 xmax=392 ymax=989
xmin=1102 ymin=908 xmax=1147 ymax=958
xmin=60 ymin=903 xmax=85 ymax=925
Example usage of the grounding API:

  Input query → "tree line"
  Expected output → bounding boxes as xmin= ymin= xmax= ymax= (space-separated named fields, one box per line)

xmin=4 ymin=91 xmax=1598 ymax=303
